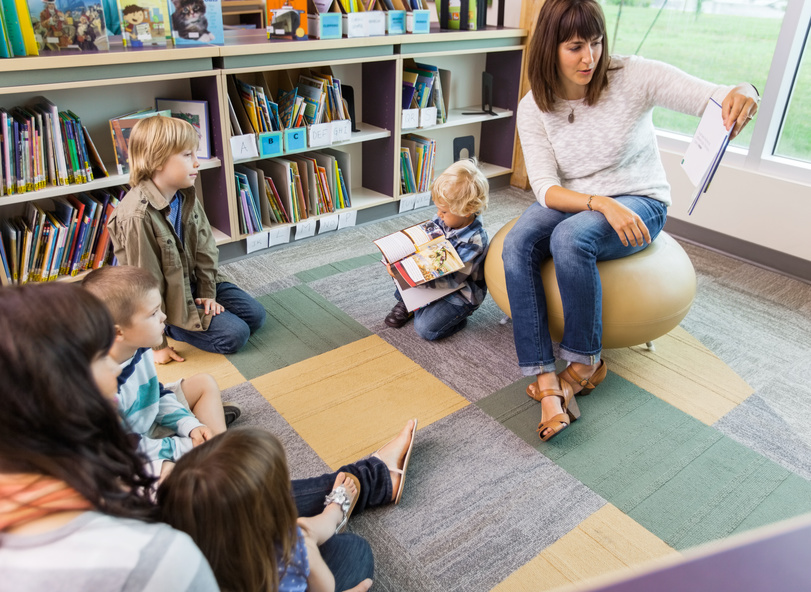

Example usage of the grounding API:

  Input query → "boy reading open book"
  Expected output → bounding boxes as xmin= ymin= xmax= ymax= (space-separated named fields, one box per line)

xmin=376 ymin=159 xmax=489 ymax=341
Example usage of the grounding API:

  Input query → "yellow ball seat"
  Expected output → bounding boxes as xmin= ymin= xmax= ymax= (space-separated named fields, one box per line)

xmin=484 ymin=218 xmax=696 ymax=349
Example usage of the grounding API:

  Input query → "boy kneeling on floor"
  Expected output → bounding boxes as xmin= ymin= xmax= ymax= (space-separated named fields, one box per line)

xmin=385 ymin=158 xmax=490 ymax=340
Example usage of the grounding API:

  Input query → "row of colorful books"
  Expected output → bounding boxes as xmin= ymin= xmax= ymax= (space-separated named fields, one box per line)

xmin=0 ymin=187 xmax=122 ymax=286
xmin=400 ymin=133 xmax=435 ymax=195
xmin=0 ymin=0 xmax=225 ymax=58
xmin=0 ymin=97 xmax=108 ymax=197
xmin=403 ymin=61 xmax=450 ymax=124
xmin=234 ymin=148 xmax=351 ymax=234
xmin=228 ymin=71 xmax=350 ymax=137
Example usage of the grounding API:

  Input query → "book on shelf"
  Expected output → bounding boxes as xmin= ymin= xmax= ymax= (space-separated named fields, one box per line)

xmin=436 ymin=0 xmax=477 ymax=30
xmin=168 ymin=0 xmax=224 ymax=46
xmin=155 ymin=98 xmax=211 ymax=159
xmin=109 ymin=108 xmax=170 ymax=175
xmin=116 ymin=0 xmax=168 ymax=47
xmin=27 ymin=0 xmax=110 ymax=52
xmin=373 ymin=219 xmax=465 ymax=290
xmin=0 ymin=189 xmax=121 ymax=284
xmin=414 ymin=62 xmax=450 ymax=124
xmin=400 ymin=134 xmax=435 ymax=194
xmin=2 ymin=0 xmax=39 ymax=56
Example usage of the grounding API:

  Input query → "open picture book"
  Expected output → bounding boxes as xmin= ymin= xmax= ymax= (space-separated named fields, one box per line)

xmin=373 ymin=220 xmax=466 ymax=311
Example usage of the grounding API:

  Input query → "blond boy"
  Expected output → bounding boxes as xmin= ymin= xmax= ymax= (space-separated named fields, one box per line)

xmin=108 ymin=115 xmax=265 ymax=365
xmin=83 ymin=265 xmax=240 ymax=478
xmin=385 ymin=158 xmax=490 ymax=340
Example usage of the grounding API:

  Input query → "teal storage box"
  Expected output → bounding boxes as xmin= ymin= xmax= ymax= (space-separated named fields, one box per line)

xmin=258 ymin=132 xmax=283 ymax=157
xmin=407 ymin=9 xmax=430 ymax=33
xmin=284 ymin=127 xmax=308 ymax=152
xmin=308 ymin=12 xmax=342 ymax=40
xmin=386 ymin=10 xmax=405 ymax=34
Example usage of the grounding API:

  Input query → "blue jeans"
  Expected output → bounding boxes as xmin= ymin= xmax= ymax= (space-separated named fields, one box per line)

xmin=292 ymin=457 xmax=389 ymax=589
xmin=502 ymin=197 xmax=667 ymax=376
xmin=395 ymin=291 xmax=478 ymax=341
xmin=164 ymin=282 xmax=266 ymax=354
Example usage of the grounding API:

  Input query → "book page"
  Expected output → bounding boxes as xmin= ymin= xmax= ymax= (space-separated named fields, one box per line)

xmin=400 ymin=239 xmax=464 ymax=286
xmin=681 ymin=99 xmax=731 ymax=187
xmin=403 ymin=219 xmax=443 ymax=244
xmin=374 ymin=232 xmax=417 ymax=263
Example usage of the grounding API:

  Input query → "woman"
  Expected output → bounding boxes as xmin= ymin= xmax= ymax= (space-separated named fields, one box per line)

xmin=0 ymin=283 xmax=219 ymax=591
xmin=504 ymin=0 xmax=758 ymax=441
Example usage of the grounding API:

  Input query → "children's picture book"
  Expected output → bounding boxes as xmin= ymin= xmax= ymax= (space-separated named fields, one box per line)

xmin=266 ymin=0 xmax=307 ymax=40
xmin=155 ymin=98 xmax=210 ymax=159
xmin=168 ymin=0 xmax=223 ymax=46
xmin=374 ymin=219 xmax=464 ymax=290
xmin=27 ymin=0 xmax=109 ymax=52
xmin=116 ymin=0 xmax=168 ymax=47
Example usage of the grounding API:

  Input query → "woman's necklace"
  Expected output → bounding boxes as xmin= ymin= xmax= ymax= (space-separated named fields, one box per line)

xmin=568 ymin=105 xmax=575 ymax=124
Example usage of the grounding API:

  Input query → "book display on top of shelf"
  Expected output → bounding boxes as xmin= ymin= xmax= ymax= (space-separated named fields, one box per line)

xmin=156 ymin=98 xmax=211 ymax=159
xmin=266 ymin=0 xmax=306 ymax=39
xmin=169 ymin=0 xmax=224 ymax=45
xmin=116 ymin=0 xmax=167 ymax=47
xmin=27 ymin=0 xmax=109 ymax=52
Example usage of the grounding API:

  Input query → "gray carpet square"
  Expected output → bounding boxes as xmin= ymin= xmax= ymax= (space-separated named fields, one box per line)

xmin=308 ymin=264 xmax=524 ymax=402
xmin=348 ymin=406 xmax=605 ymax=592
xmin=221 ymin=381 xmax=330 ymax=481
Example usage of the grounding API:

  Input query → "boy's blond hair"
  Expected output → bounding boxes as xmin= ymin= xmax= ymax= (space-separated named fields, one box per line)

xmin=431 ymin=158 xmax=489 ymax=217
xmin=128 ymin=116 xmax=199 ymax=186
xmin=82 ymin=265 xmax=160 ymax=328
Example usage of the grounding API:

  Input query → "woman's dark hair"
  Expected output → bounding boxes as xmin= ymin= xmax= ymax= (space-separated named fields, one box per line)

xmin=158 ymin=428 xmax=298 ymax=592
xmin=0 ymin=283 xmax=157 ymax=520
xmin=527 ymin=0 xmax=611 ymax=111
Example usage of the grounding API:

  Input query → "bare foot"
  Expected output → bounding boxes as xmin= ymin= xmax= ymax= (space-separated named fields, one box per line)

xmin=330 ymin=472 xmax=358 ymax=507
xmin=530 ymin=373 xmax=566 ymax=440
xmin=375 ymin=420 xmax=416 ymax=502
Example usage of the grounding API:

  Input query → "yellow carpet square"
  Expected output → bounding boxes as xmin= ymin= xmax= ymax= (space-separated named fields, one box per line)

xmin=602 ymin=327 xmax=753 ymax=425
xmin=155 ymin=338 xmax=246 ymax=391
xmin=493 ymin=504 xmax=677 ymax=592
xmin=251 ymin=335 xmax=469 ymax=469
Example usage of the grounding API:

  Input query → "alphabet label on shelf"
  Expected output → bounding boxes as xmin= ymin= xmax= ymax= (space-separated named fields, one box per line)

xmin=230 ymin=134 xmax=259 ymax=159
xmin=246 ymin=231 xmax=270 ymax=253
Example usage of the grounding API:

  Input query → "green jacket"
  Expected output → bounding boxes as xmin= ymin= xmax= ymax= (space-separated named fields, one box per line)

xmin=108 ymin=179 xmax=219 ymax=349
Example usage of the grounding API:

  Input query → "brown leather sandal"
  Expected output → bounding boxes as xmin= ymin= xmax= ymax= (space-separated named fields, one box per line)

xmin=527 ymin=380 xmax=580 ymax=442
xmin=559 ymin=360 xmax=608 ymax=396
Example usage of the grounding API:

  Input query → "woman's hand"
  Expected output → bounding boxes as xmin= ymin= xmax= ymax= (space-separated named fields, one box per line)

xmin=195 ymin=298 xmax=224 ymax=316
xmin=591 ymin=195 xmax=651 ymax=247
xmin=722 ymin=84 xmax=759 ymax=140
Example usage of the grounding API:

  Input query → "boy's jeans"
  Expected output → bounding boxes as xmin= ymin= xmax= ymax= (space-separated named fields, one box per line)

xmin=502 ymin=196 xmax=667 ymax=376
xmin=164 ymin=281 xmax=266 ymax=354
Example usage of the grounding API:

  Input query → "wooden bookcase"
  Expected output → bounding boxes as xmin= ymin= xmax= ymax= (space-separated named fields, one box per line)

xmin=0 ymin=27 xmax=525 ymax=271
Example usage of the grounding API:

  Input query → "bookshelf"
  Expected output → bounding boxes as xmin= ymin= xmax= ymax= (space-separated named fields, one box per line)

xmin=0 ymin=27 xmax=525 ymax=275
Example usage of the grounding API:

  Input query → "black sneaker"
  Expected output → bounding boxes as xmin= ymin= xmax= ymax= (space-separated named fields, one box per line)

xmin=384 ymin=301 xmax=413 ymax=328
xmin=223 ymin=402 xmax=243 ymax=428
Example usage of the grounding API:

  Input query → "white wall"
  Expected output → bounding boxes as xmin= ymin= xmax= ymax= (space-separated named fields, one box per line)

xmin=661 ymin=149 xmax=811 ymax=264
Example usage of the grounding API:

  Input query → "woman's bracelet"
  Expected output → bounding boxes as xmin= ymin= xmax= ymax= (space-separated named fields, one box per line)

xmin=587 ymin=195 xmax=595 ymax=211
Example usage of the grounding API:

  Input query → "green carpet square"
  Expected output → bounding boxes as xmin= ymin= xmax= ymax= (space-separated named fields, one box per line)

xmin=477 ymin=371 xmax=811 ymax=550
xmin=226 ymin=285 xmax=371 ymax=380
xmin=295 ymin=254 xmax=382 ymax=283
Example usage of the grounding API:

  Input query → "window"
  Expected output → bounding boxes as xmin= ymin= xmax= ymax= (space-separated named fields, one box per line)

xmin=774 ymin=29 xmax=811 ymax=163
xmin=600 ymin=0 xmax=786 ymax=149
